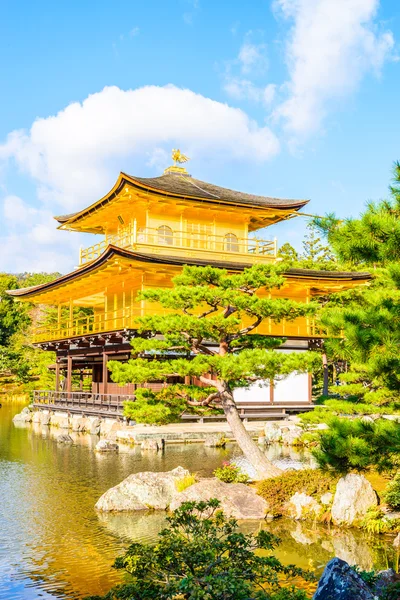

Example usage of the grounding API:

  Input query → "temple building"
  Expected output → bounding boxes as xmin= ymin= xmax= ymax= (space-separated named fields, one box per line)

xmin=8 ymin=152 xmax=370 ymax=418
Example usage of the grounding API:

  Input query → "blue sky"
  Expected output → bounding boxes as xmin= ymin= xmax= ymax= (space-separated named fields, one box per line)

xmin=1 ymin=0 xmax=399 ymax=272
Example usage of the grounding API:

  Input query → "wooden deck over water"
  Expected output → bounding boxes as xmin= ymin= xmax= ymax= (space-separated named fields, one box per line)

xmin=33 ymin=390 xmax=314 ymax=421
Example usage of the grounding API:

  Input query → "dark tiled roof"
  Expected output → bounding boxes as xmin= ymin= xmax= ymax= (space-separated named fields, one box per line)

xmin=7 ymin=246 xmax=371 ymax=298
xmin=54 ymin=172 xmax=309 ymax=224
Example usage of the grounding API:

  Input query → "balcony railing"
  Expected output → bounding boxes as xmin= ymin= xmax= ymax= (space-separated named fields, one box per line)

xmin=33 ymin=390 xmax=128 ymax=416
xmin=32 ymin=304 xmax=321 ymax=343
xmin=79 ymin=225 xmax=278 ymax=265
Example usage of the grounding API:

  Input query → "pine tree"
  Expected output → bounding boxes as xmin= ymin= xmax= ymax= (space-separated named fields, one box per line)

xmin=314 ymin=163 xmax=400 ymax=405
xmin=300 ymin=223 xmax=335 ymax=268
xmin=109 ymin=263 xmax=319 ymax=479
xmin=277 ymin=242 xmax=298 ymax=261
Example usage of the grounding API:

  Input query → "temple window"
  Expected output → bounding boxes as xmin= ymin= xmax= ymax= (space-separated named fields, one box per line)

xmin=158 ymin=225 xmax=173 ymax=245
xmin=224 ymin=233 xmax=239 ymax=252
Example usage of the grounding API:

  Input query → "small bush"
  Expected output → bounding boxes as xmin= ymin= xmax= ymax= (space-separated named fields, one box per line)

xmin=299 ymin=408 xmax=333 ymax=425
xmin=384 ymin=473 xmax=400 ymax=510
xmin=352 ymin=566 xmax=378 ymax=588
xmin=360 ymin=508 xmax=392 ymax=534
xmin=257 ymin=469 xmax=337 ymax=517
xmin=381 ymin=582 xmax=400 ymax=600
xmin=214 ymin=462 xmax=249 ymax=484
xmin=175 ymin=474 xmax=197 ymax=493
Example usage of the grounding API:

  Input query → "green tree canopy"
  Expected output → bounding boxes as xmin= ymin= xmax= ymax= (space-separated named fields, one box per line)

xmin=109 ymin=263 xmax=320 ymax=479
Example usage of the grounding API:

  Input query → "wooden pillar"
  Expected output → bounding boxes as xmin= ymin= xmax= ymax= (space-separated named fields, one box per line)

xmin=55 ymin=359 xmax=61 ymax=392
xmin=67 ymin=355 xmax=73 ymax=394
xmin=269 ymin=379 xmax=274 ymax=404
xmin=102 ymin=352 xmax=108 ymax=394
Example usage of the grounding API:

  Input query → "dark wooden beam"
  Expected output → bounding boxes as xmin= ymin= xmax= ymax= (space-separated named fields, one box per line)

xmin=102 ymin=352 xmax=108 ymax=394
xmin=67 ymin=355 xmax=73 ymax=393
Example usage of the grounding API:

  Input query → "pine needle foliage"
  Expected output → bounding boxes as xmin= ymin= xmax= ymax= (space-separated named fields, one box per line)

xmin=109 ymin=263 xmax=321 ymax=477
xmin=313 ymin=163 xmax=400 ymax=410
xmin=313 ymin=417 xmax=400 ymax=475
xmin=108 ymin=264 xmax=320 ymax=416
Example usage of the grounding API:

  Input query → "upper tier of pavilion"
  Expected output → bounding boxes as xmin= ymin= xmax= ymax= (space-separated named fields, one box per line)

xmin=54 ymin=169 xmax=309 ymax=234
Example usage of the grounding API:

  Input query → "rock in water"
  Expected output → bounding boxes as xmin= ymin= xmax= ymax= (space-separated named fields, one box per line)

xmin=95 ymin=466 xmax=190 ymax=511
xmin=204 ymin=434 xmax=226 ymax=448
xmin=169 ymin=478 xmax=269 ymax=519
xmin=281 ymin=425 xmax=303 ymax=446
xmin=57 ymin=434 xmax=73 ymax=444
xmin=96 ymin=439 xmax=119 ymax=452
xmin=141 ymin=439 xmax=160 ymax=451
xmin=285 ymin=492 xmax=322 ymax=520
xmin=313 ymin=558 xmax=374 ymax=600
xmin=264 ymin=422 xmax=282 ymax=443
xmin=331 ymin=474 xmax=377 ymax=525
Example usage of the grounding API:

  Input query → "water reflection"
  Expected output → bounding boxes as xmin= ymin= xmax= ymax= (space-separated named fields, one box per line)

xmin=0 ymin=404 xmax=398 ymax=599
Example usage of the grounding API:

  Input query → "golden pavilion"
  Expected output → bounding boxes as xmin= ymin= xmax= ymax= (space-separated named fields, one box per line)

xmin=8 ymin=152 xmax=370 ymax=416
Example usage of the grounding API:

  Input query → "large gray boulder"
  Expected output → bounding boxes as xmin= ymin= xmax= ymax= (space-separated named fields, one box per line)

xmin=313 ymin=558 xmax=374 ymax=600
xmin=331 ymin=474 xmax=377 ymax=526
xmin=95 ymin=466 xmax=190 ymax=511
xmin=169 ymin=478 xmax=269 ymax=519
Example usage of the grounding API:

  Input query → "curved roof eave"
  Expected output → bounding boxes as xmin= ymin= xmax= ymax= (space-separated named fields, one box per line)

xmin=7 ymin=245 xmax=371 ymax=299
xmin=54 ymin=172 xmax=310 ymax=226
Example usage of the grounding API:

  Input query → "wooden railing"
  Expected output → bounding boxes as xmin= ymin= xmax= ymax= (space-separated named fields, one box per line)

xmin=79 ymin=225 xmax=278 ymax=265
xmin=32 ymin=303 xmax=322 ymax=343
xmin=33 ymin=390 xmax=132 ymax=415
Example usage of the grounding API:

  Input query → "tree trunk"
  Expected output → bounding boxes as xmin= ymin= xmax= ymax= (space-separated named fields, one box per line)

xmin=322 ymin=353 xmax=329 ymax=396
xmin=221 ymin=388 xmax=282 ymax=480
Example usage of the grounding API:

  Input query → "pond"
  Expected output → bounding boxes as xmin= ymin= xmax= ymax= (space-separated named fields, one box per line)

xmin=0 ymin=403 xmax=398 ymax=599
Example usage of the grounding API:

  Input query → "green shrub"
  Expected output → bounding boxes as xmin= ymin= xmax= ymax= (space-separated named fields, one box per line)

xmin=384 ymin=473 xmax=400 ymax=509
xmin=213 ymin=462 xmax=249 ymax=484
xmin=352 ymin=566 xmax=378 ymax=588
xmin=257 ymin=469 xmax=337 ymax=516
xmin=299 ymin=407 xmax=333 ymax=425
xmin=313 ymin=417 xmax=400 ymax=474
xmin=360 ymin=508 xmax=392 ymax=534
xmin=381 ymin=582 xmax=400 ymax=600
xmin=175 ymin=474 xmax=197 ymax=492
xmin=84 ymin=499 xmax=313 ymax=600
xmin=299 ymin=431 xmax=320 ymax=446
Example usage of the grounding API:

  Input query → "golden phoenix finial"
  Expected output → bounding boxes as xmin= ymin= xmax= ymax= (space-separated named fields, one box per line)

xmin=172 ymin=149 xmax=189 ymax=166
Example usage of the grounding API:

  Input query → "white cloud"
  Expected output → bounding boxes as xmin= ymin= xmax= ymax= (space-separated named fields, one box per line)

xmin=0 ymin=84 xmax=280 ymax=272
xmin=224 ymin=79 xmax=276 ymax=106
xmin=223 ymin=33 xmax=274 ymax=106
xmin=238 ymin=42 xmax=268 ymax=74
xmin=1 ymin=195 xmax=78 ymax=272
xmin=0 ymin=85 xmax=280 ymax=213
xmin=130 ymin=27 xmax=140 ymax=37
xmin=273 ymin=0 xmax=395 ymax=136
